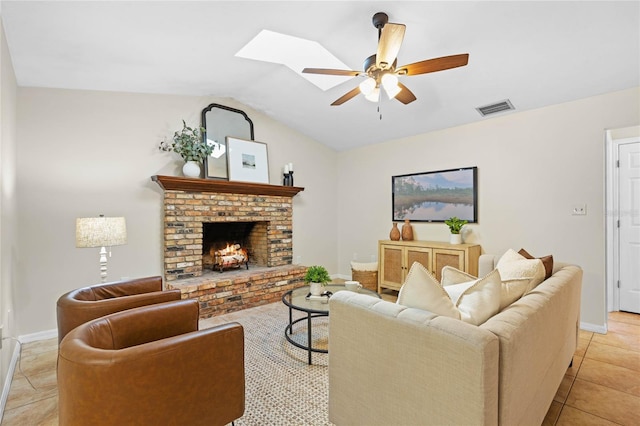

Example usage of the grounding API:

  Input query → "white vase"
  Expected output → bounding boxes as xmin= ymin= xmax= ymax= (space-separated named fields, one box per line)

xmin=309 ymin=282 xmax=323 ymax=296
xmin=182 ymin=161 xmax=200 ymax=178
xmin=450 ymin=234 xmax=462 ymax=244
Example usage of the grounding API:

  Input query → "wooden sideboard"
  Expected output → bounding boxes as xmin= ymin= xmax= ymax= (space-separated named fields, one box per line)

xmin=378 ymin=240 xmax=481 ymax=293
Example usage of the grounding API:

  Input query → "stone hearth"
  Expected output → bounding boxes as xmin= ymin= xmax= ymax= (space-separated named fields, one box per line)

xmin=166 ymin=265 xmax=307 ymax=318
xmin=152 ymin=175 xmax=306 ymax=317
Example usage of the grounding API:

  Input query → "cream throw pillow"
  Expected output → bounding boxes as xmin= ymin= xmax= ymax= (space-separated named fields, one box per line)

xmin=499 ymin=278 xmax=532 ymax=310
xmin=441 ymin=267 xmax=477 ymax=304
xmin=442 ymin=265 xmax=531 ymax=311
xmin=397 ymin=262 xmax=461 ymax=320
xmin=440 ymin=268 xmax=502 ymax=325
xmin=455 ymin=269 xmax=502 ymax=325
xmin=441 ymin=280 xmax=475 ymax=305
xmin=496 ymin=249 xmax=546 ymax=293
xmin=398 ymin=263 xmax=501 ymax=325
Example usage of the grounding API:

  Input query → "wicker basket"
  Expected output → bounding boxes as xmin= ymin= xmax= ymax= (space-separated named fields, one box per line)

xmin=351 ymin=265 xmax=379 ymax=293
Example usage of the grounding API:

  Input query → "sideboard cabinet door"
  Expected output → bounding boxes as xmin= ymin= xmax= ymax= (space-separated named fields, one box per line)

xmin=378 ymin=240 xmax=481 ymax=293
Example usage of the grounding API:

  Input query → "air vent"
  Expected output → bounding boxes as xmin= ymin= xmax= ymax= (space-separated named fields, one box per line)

xmin=476 ymin=99 xmax=515 ymax=117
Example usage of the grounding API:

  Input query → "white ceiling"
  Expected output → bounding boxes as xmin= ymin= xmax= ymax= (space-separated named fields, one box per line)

xmin=1 ymin=1 xmax=638 ymax=151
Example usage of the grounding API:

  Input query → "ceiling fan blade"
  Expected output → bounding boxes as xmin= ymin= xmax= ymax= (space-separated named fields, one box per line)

xmin=397 ymin=53 xmax=469 ymax=76
xmin=331 ymin=86 xmax=361 ymax=106
xmin=302 ymin=68 xmax=360 ymax=76
xmin=376 ymin=23 xmax=406 ymax=70
xmin=395 ymin=82 xmax=417 ymax=104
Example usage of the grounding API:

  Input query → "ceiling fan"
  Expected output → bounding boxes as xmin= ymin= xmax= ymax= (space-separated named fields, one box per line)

xmin=302 ymin=12 xmax=469 ymax=106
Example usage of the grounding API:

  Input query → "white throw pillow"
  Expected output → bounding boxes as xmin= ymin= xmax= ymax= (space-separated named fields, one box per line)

xmin=442 ymin=265 xmax=531 ymax=311
xmin=441 ymin=267 xmax=477 ymax=304
xmin=454 ymin=269 xmax=502 ymax=325
xmin=397 ymin=262 xmax=461 ymax=320
xmin=398 ymin=263 xmax=501 ymax=325
xmin=442 ymin=280 xmax=476 ymax=305
xmin=499 ymin=278 xmax=532 ymax=310
xmin=441 ymin=265 xmax=477 ymax=285
xmin=496 ymin=249 xmax=546 ymax=292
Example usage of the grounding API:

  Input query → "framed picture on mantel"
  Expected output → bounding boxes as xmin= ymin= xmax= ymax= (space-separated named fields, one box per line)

xmin=227 ymin=137 xmax=269 ymax=184
xmin=392 ymin=166 xmax=478 ymax=222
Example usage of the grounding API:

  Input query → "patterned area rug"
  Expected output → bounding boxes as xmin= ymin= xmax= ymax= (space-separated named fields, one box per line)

xmin=200 ymin=302 xmax=331 ymax=425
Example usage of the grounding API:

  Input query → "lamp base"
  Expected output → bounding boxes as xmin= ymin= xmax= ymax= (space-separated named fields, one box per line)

xmin=99 ymin=246 xmax=108 ymax=283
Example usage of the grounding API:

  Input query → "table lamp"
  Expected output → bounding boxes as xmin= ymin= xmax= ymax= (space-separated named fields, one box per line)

xmin=76 ymin=215 xmax=127 ymax=282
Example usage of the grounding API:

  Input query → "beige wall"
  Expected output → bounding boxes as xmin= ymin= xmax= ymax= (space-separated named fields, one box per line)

xmin=10 ymin=83 xmax=640 ymax=335
xmin=15 ymin=89 xmax=338 ymax=336
xmin=0 ymin=18 xmax=18 ymax=400
xmin=336 ymin=87 xmax=640 ymax=330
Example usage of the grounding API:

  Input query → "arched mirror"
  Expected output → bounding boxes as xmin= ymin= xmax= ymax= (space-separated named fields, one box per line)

xmin=201 ymin=104 xmax=254 ymax=179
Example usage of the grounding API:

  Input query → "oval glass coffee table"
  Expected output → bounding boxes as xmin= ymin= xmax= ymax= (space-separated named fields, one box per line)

xmin=282 ymin=284 xmax=380 ymax=364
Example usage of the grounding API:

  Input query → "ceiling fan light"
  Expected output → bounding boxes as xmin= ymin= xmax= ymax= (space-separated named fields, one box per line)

xmin=381 ymin=73 xmax=401 ymax=99
xmin=358 ymin=77 xmax=376 ymax=95
xmin=381 ymin=73 xmax=398 ymax=89
xmin=365 ymin=87 xmax=380 ymax=102
xmin=384 ymin=83 xmax=401 ymax=99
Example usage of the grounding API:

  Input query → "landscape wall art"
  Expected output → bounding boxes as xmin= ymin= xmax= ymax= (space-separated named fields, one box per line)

xmin=392 ymin=167 xmax=478 ymax=222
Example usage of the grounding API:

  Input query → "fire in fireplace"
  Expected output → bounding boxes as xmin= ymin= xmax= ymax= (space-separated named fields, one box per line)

xmin=202 ymin=221 xmax=268 ymax=272
xmin=211 ymin=243 xmax=249 ymax=272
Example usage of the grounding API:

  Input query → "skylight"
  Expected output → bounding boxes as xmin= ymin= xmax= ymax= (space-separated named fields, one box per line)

xmin=235 ymin=30 xmax=353 ymax=91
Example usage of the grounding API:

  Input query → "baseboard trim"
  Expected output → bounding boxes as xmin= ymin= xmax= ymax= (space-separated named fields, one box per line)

xmin=17 ymin=329 xmax=57 ymax=344
xmin=580 ymin=321 xmax=607 ymax=335
xmin=0 ymin=329 xmax=58 ymax=421
xmin=0 ymin=342 xmax=21 ymax=422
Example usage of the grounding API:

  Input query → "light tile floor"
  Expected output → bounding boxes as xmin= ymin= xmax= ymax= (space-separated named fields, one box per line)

xmin=1 ymin=309 xmax=638 ymax=425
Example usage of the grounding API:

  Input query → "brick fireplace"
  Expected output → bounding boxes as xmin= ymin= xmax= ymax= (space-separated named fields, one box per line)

xmin=152 ymin=175 xmax=307 ymax=318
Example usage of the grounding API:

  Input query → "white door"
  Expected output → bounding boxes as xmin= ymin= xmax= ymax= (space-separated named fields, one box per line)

xmin=619 ymin=141 xmax=640 ymax=313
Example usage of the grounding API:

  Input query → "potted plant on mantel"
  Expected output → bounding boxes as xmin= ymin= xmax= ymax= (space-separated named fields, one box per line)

xmin=304 ymin=265 xmax=332 ymax=296
xmin=159 ymin=120 xmax=213 ymax=178
xmin=444 ymin=216 xmax=468 ymax=245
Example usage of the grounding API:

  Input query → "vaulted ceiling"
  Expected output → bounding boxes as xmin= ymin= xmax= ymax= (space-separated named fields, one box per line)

xmin=2 ymin=1 xmax=638 ymax=151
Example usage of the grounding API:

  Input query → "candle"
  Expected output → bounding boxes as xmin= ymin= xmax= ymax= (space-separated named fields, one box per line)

xmin=284 ymin=164 xmax=289 ymax=174
xmin=288 ymin=162 xmax=293 ymax=172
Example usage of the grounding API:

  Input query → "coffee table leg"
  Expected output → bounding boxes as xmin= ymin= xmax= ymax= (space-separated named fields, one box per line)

xmin=307 ymin=312 xmax=312 ymax=365
xmin=288 ymin=306 xmax=293 ymax=335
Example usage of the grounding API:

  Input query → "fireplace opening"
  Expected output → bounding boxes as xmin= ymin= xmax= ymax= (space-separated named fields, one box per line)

xmin=202 ymin=221 xmax=268 ymax=271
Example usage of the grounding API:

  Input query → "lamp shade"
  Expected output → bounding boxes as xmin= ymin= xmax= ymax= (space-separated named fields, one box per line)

xmin=76 ymin=216 xmax=127 ymax=248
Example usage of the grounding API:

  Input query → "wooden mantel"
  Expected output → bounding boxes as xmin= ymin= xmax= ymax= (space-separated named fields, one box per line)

xmin=151 ymin=175 xmax=304 ymax=197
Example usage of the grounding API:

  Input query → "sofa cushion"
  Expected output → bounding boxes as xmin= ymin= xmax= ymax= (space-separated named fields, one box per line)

xmin=496 ymin=249 xmax=546 ymax=292
xmin=443 ymin=265 xmax=530 ymax=311
xmin=518 ymin=248 xmax=554 ymax=280
xmin=397 ymin=262 xmax=461 ymax=320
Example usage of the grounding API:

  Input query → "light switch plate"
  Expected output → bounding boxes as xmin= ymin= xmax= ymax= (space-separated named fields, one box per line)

xmin=572 ymin=204 xmax=587 ymax=215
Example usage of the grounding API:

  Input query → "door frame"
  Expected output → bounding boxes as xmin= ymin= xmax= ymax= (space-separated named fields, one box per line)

xmin=605 ymin=130 xmax=640 ymax=313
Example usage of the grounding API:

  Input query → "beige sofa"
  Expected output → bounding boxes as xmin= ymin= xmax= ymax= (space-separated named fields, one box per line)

xmin=328 ymin=255 xmax=582 ymax=426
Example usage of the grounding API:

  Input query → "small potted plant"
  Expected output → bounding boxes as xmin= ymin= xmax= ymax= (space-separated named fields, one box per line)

xmin=304 ymin=265 xmax=332 ymax=296
xmin=444 ymin=216 xmax=468 ymax=244
xmin=159 ymin=120 xmax=213 ymax=178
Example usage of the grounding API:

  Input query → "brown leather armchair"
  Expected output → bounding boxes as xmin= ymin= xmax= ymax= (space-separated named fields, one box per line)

xmin=57 ymin=299 xmax=245 ymax=426
xmin=56 ymin=276 xmax=181 ymax=343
